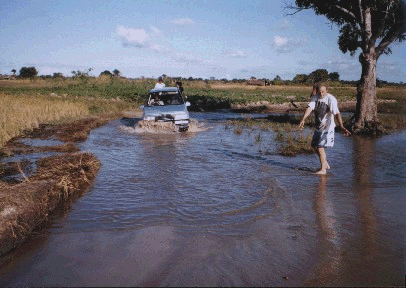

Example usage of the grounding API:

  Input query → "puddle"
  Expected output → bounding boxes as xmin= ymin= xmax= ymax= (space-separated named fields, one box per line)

xmin=17 ymin=138 xmax=64 ymax=147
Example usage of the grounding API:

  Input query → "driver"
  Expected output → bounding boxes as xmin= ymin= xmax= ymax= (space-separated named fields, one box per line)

xmin=149 ymin=94 xmax=164 ymax=106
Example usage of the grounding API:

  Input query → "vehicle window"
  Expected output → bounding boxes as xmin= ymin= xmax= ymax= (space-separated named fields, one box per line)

xmin=147 ymin=92 xmax=184 ymax=106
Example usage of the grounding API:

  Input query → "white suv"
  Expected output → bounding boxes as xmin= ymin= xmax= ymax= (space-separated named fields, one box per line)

xmin=139 ymin=87 xmax=191 ymax=131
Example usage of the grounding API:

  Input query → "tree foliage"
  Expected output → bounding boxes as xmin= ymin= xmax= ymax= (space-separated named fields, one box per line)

xmin=307 ymin=69 xmax=329 ymax=83
xmin=293 ymin=73 xmax=308 ymax=83
xmin=113 ymin=69 xmax=121 ymax=77
xmin=287 ymin=0 xmax=405 ymax=58
xmin=329 ymin=71 xmax=340 ymax=81
xmin=19 ymin=67 xmax=38 ymax=78
xmin=71 ymin=68 xmax=93 ymax=78
xmin=100 ymin=70 xmax=113 ymax=77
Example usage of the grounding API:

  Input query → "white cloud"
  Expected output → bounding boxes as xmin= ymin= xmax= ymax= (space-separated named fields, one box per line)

xmin=116 ymin=25 xmax=150 ymax=48
xmin=273 ymin=35 xmax=288 ymax=48
xmin=150 ymin=43 xmax=167 ymax=52
xmin=226 ymin=50 xmax=248 ymax=58
xmin=172 ymin=53 xmax=202 ymax=64
xmin=116 ymin=25 xmax=168 ymax=53
xmin=150 ymin=26 xmax=161 ymax=34
xmin=273 ymin=35 xmax=306 ymax=53
xmin=172 ymin=18 xmax=195 ymax=26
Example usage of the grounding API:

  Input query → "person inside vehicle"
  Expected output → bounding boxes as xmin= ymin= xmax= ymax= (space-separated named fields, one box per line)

xmin=149 ymin=94 xmax=164 ymax=106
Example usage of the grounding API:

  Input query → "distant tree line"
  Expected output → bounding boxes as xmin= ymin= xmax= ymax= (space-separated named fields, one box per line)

xmin=4 ymin=66 xmax=405 ymax=87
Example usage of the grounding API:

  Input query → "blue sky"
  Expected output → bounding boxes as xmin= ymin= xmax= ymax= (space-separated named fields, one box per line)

xmin=1 ymin=0 xmax=405 ymax=81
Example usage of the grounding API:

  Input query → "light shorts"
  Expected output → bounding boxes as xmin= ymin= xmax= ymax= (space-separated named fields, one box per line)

xmin=311 ymin=129 xmax=335 ymax=148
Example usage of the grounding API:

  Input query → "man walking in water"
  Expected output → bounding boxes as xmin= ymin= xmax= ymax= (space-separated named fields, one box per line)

xmin=299 ymin=83 xmax=351 ymax=174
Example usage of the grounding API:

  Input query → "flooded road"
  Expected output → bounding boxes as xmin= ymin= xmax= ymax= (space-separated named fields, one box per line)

xmin=1 ymin=111 xmax=405 ymax=286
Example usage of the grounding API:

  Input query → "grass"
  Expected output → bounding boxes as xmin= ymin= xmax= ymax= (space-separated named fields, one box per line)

xmin=0 ymin=152 xmax=100 ymax=258
xmin=0 ymin=86 xmax=136 ymax=149
xmin=226 ymin=117 xmax=315 ymax=156
xmin=0 ymin=93 xmax=89 ymax=147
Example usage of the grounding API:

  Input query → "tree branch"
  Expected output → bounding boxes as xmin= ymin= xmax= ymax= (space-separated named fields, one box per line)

xmin=376 ymin=25 xmax=403 ymax=58
xmin=371 ymin=0 xmax=396 ymax=42
xmin=358 ymin=0 xmax=364 ymax=25
xmin=333 ymin=4 xmax=362 ymax=31
xmin=284 ymin=4 xmax=308 ymax=16
xmin=334 ymin=5 xmax=358 ymax=21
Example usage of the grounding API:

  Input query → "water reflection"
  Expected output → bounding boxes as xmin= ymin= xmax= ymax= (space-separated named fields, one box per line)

xmin=312 ymin=175 xmax=343 ymax=282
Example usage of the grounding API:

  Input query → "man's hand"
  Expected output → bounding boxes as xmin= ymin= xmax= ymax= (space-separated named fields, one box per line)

xmin=341 ymin=126 xmax=351 ymax=136
xmin=299 ymin=120 xmax=305 ymax=130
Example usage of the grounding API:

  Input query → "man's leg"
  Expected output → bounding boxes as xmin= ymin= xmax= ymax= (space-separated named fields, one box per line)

xmin=315 ymin=147 xmax=328 ymax=174
xmin=313 ymin=147 xmax=330 ymax=171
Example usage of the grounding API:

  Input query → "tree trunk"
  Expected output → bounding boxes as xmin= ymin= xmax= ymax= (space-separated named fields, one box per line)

xmin=348 ymin=8 xmax=385 ymax=135
xmin=353 ymin=52 xmax=378 ymax=130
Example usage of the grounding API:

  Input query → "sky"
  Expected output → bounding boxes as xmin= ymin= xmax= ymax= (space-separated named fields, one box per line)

xmin=1 ymin=0 xmax=405 ymax=82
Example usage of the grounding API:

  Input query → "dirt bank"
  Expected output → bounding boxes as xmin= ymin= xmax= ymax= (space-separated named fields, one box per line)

xmin=0 ymin=114 xmax=121 ymax=258
xmin=230 ymin=99 xmax=398 ymax=113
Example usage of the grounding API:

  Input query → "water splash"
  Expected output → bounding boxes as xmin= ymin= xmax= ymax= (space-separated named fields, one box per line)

xmin=120 ymin=119 xmax=209 ymax=134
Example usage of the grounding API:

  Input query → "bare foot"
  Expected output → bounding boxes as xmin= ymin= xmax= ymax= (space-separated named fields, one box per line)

xmin=315 ymin=169 xmax=327 ymax=175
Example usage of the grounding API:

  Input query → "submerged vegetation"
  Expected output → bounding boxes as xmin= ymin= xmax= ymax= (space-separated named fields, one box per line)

xmin=225 ymin=116 xmax=314 ymax=156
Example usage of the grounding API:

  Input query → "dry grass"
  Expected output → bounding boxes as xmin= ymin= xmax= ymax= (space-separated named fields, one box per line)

xmin=0 ymin=93 xmax=89 ymax=148
xmin=0 ymin=152 xmax=100 ymax=257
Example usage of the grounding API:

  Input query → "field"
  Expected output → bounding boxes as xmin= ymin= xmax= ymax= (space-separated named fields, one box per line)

xmin=1 ymin=77 xmax=405 ymax=149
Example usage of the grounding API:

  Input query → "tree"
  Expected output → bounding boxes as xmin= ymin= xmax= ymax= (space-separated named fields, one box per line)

xmin=293 ymin=73 xmax=308 ymax=83
xmin=287 ymin=0 xmax=406 ymax=134
xmin=19 ymin=67 xmax=38 ymax=78
xmin=53 ymin=72 xmax=64 ymax=78
xmin=329 ymin=72 xmax=340 ymax=81
xmin=274 ymin=75 xmax=282 ymax=81
xmin=113 ymin=69 xmax=121 ymax=77
xmin=11 ymin=69 xmax=16 ymax=75
xmin=71 ymin=68 xmax=93 ymax=78
xmin=100 ymin=70 xmax=112 ymax=77
xmin=307 ymin=69 xmax=329 ymax=83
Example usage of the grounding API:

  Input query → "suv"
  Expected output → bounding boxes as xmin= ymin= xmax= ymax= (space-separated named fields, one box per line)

xmin=140 ymin=87 xmax=191 ymax=131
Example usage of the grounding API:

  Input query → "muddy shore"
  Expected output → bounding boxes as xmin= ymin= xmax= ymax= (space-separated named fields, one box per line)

xmin=0 ymin=115 xmax=122 ymax=258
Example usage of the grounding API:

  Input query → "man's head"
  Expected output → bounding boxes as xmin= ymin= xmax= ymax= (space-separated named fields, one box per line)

xmin=158 ymin=77 xmax=163 ymax=82
xmin=317 ymin=83 xmax=328 ymax=97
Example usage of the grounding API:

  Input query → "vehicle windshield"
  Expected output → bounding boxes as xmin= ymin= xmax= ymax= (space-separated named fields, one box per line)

xmin=147 ymin=91 xmax=185 ymax=106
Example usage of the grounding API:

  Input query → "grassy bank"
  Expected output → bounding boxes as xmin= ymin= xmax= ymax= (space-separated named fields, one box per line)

xmin=0 ymin=152 xmax=100 ymax=258
xmin=0 ymin=92 xmax=136 ymax=149
xmin=0 ymin=115 xmax=122 ymax=258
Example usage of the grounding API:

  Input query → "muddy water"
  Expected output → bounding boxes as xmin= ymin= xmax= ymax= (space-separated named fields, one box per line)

xmin=1 ymin=112 xmax=405 ymax=286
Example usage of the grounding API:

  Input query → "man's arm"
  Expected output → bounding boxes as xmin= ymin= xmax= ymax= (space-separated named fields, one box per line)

xmin=299 ymin=107 xmax=312 ymax=129
xmin=335 ymin=113 xmax=351 ymax=136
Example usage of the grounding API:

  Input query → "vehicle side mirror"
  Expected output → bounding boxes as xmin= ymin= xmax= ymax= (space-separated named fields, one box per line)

xmin=186 ymin=102 xmax=191 ymax=107
xmin=139 ymin=105 xmax=144 ymax=109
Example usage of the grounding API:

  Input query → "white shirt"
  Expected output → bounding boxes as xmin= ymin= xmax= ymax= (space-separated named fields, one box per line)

xmin=154 ymin=82 xmax=165 ymax=89
xmin=308 ymin=94 xmax=339 ymax=132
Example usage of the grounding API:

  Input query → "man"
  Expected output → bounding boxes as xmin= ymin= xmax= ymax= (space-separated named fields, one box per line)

xmin=154 ymin=77 xmax=165 ymax=89
xmin=299 ymin=83 xmax=351 ymax=174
